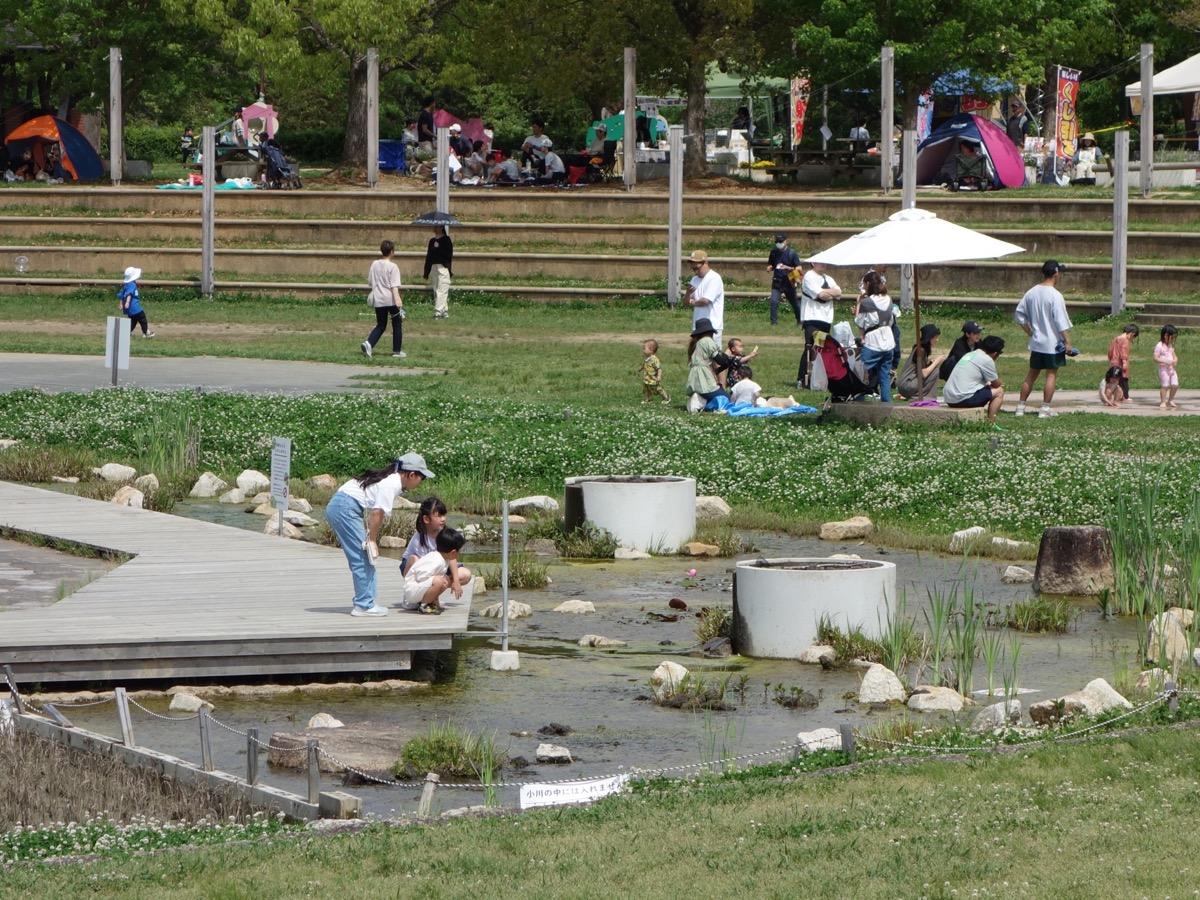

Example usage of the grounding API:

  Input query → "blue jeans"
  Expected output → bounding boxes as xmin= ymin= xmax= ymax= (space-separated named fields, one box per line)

xmin=327 ymin=491 xmax=376 ymax=610
xmin=861 ymin=345 xmax=893 ymax=403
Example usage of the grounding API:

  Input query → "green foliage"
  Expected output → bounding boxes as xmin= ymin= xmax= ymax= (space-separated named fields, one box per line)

xmin=523 ymin=517 xmax=618 ymax=559
xmin=690 ymin=524 xmax=752 ymax=557
xmin=0 ymin=444 xmax=96 ymax=482
xmin=123 ymin=125 xmax=186 ymax=163
xmin=816 ymin=614 xmax=885 ymax=665
xmin=395 ymin=721 xmax=501 ymax=780
xmin=996 ymin=595 xmax=1078 ymax=634
xmin=479 ymin=553 xmax=549 ymax=589
xmin=282 ymin=128 xmax=346 ymax=165
xmin=695 ymin=605 xmax=732 ymax=643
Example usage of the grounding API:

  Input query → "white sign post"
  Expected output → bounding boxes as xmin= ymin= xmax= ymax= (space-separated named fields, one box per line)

xmin=270 ymin=437 xmax=292 ymax=537
xmin=103 ymin=316 xmax=130 ymax=386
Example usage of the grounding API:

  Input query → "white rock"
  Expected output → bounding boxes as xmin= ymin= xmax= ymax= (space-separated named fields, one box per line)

xmin=1030 ymin=677 xmax=1132 ymax=726
xmin=1164 ymin=563 xmax=1179 ymax=578
xmin=615 ymin=547 xmax=651 ymax=560
xmin=134 ymin=474 xmax=159 ymax=494
xmin=992 ymin=537 xmax=1029 ymax=552
xmin=0 ymin=438 xmax=20 ymax=451
xmin=695 ymin=495 xmax=732 ymax=519
xmin=306 ymin=474 xmax=338 ymax=491
xmin=288 ymin=497 xmax=313 ymax=514
xmin=682 ymin=542 xmax=721 ymax=557
xmin=252 ymin=502 xmax=276 ymax=516
xmin=578 ymin=634 xmax=627 ymax=648
xmin=827 ymin=553 xmax=862 ymax=560
xmin=970 ymin=700 xmax=1022 ymax=733
xmin=281 ymin=510 xmax=318 ymax=527
xmin=394 ymin=496 xmax=418 ymax=510
xmin=51 ymin=475 xmax=79 ymax=483
xmin=795 ymin=727 xmax=841 ymax=752
xmin=553 ymin=599 xmax=595 ymax=614
xmin=379 ymin=536 xmax=406 ymax=549
xmin=798 ymin=645 xmax=837 ymax=664
xmin=509 ymin=495 xmax=560 ymax=515
xmin=0 ymin=698 xmax=12 ymax=737
xmin=98 ymin=463 xmax=137 ymax=483
xmin=306 ymin=713 xmax=345 ymax=729
xmin=535 ymin=743 xmax=572 ymax=763
xmin=1147 ymin=608 xmax=1194 ymax=666
xmin=110 ymin=485 xmax=144 ymax=509
xmin=236 ymin=469 xmax=271 ymax=494
xmin=190 ymin=472 xmax=228 ymax=498
xmin=480 ymin=600 xmax=531 ymax=619
xmin=857 ymin=663 xmax=906 ymax=704
xmin=263 ymin=514 xmax=302 ymax=538
xmin=1001 ymin=565 xmax=1035 ymax=585
xmin=472 ymin=575 xmax=487 ymax=595
xmin=168 ymin=693 xmax=213 ymax=713
xmin=218 ymin=487 xmax=246 ymax=504
xmin=907 ymin=685 xmax=968 ymax=713
xmin=251 ymin=492 xmax=271 ymax=505
xmin=1077 ymin=678 xmax=1133 ymax=715
xmin=462 ymin=523 xmax=483 ymax=540
xmin=1135 ymin=668 xmax=1168 ymax=692
xmin=650 ymin=661 xmax=690 ymax=702
xmin=506 ymin=514 xmax=527 ymax=524
xmin=949 ymin=526 xmax=986 ymax=552
xmin=819 ymin=516 xmax=873 ymax=541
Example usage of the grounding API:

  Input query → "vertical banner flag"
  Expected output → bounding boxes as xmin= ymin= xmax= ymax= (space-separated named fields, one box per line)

xmin=790 ymin=76 xmax=811 ymax=148
xmin=1055 ymin=66 xmax=1080 ymax=160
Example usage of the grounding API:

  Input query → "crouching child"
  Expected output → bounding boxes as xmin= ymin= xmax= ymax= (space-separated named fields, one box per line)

xmin=400 ymin=526 xmax=471 ymax=614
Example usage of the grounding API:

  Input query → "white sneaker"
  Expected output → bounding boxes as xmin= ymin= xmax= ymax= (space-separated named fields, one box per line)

xmin=350 ymin=604 xmax=388 ymax=617
xmin=1014 ymin=403 xmax=1026 ymax=417
xmin=392 ymin=351 xmax=407 ymax=358
xmin=143 ymin=332 xmax=155 ymax=338
xmin=687 ymin=394 xmax=705 ymax=414
xmin=360 ymin=341 xmax=372 ymax=359
xmin=1038 ymin=407 xmax=1057 ymax=419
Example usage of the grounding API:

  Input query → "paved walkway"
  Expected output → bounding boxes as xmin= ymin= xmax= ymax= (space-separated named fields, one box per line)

xmin=0 ymin=353 xmax=435 ymax=395
xmin=1004 ymin=389 xmax=1200 ymax=417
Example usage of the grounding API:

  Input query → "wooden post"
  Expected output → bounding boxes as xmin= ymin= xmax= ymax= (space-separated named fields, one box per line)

xmin=1167 ymin=680 xmax=1178 ymax=711
xmin=109 ymin=48 xmax=123 ymax=186
xmin=40 ymin=704 xmax=73 ymax=728
xmin=114 ymin=687 xmax=135 ymax=748
xmin=2 ymin=665 xmax=25 ymax=714
xmin=1140 ymin=43 xmax=1154 ymax=199
xmin=307 ymin=739 xmax=320 ymax=803
xmin=623 ymin=48 xmax=637 ymax=190
xmin=247 ymin=727 xmax=259 ymax=785
xmin=198 ymin=708 xmax=214 ymax=772
xmin=667 ymin=125 xmax=684 ymax=308
xmin=880 ymin=46 xmax=894 ymax=194
xmin=418 ymin=772 xmax=440 ymax=816
xmin=201 ymin=126 xmax=215 ymax=297
xmin=366 ymin=49 xmax=379 ymax=188
xmin=1111 ymin=130 xmax=1129 ymax=315
xmin=840 ymin=722 xmax=855 ymax=760
xmin=436 ymin=126 xmax=449 ymax=214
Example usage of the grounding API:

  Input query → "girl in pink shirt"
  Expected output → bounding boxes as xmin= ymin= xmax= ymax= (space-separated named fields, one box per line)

xmin=1154 ymin=324 xmax=1179 ymax=410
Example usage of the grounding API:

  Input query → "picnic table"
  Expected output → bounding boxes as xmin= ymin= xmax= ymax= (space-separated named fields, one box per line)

xmin=188 ymin=145 xmax=265 ymax=182
xmin=753 ymin=146 xmax=870 ymax=182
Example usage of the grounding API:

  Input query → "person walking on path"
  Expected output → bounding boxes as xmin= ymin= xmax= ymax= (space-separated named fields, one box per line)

xmin=326 ymin=452 xmax=434 ymax=617
xmin=424 ymin=226 xmax=453 ymax=319
xmin=1155 ymin=324 xmax=1180 ymax=410
xmin=797 ymin=261 xmax=841 ymax=389
xmin=1107 ymin=323 xmax=1139 ymax=401
xmin=1014 ymin=260 xmax=1073 ymax=419
xmin=685 ymin=250 xmax=725 ymax=346
xmin=362 ymin=240 xmax=405 ymax=359
xmin=118 ymin=266 xmax=154 ymax=338
xmin=766 ymin=233 xmax=802 ymax=326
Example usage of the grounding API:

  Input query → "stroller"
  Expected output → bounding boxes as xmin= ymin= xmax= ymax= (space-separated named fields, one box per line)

xmin=259 ymin=134 xmax=302 ymax=190
xmin=810 ymin=329 xmax=873 ymax=402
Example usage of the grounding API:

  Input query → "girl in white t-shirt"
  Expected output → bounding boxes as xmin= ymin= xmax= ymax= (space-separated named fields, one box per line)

xmin=400 ymin=496 xmax=447 ymax=575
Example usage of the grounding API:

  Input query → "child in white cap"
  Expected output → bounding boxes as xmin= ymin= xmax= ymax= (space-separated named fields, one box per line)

xmin=118 ymin=266 xmax=154 ymax=338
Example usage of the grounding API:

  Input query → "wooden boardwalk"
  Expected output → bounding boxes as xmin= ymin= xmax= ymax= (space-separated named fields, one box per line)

xmin=0 ymin=481 xmax=472 ymax=685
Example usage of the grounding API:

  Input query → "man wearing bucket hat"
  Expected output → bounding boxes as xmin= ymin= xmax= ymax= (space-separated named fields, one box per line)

xmin=685 ymin=250 xmax=725 ymax=345
xmin=327 ymin=452 xmax=435 ymax=617
xmin=766 ymin=233 xmax=802 ymax=326
xmin=117 ymin=266 xmax=154 ymax=338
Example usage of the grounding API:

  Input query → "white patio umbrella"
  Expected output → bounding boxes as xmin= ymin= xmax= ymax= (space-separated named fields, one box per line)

xmin=806 ymin=207 xmax=1025 ymax=396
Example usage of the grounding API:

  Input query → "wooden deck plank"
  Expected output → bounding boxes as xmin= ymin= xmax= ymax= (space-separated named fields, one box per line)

xmin=0 ymin=481 xmax=472 ymax=684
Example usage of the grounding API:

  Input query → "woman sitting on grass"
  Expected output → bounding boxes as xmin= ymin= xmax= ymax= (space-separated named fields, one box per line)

xmin=685 ymin=318 xmax=731 ymax=413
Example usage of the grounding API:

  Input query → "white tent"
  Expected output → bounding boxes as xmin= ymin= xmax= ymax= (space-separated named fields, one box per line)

xmin=1125 ymin=52 xmax=1200 ymax=97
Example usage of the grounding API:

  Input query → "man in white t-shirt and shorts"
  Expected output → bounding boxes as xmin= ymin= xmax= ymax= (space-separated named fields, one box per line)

xmin=685 ymin=250 xmax=725 ymax=345
xmin=944 ymin=335 xmax=1006 ymax=424
xmin=1013 ymin=260 xmax=1074 ymax=419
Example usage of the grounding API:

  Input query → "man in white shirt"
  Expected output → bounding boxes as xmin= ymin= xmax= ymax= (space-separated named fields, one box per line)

xmin=1014 ymin=260 xmax=1074 ymax=419
xmin=539 ymin=150 xmax=566 ymax=183
xmin=798 ymin=261 xmax=842 ymax=389
xmin=685 ymin=250 xmax=725 ymax=345
xmin=521 ymin=119 xmax=552 ymax=173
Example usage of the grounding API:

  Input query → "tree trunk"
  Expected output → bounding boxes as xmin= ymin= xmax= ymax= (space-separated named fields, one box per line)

xmin=684 ymin=57 xmax=707 ymax=179
xmin=342 ymin=52 xmax=368 ymax=166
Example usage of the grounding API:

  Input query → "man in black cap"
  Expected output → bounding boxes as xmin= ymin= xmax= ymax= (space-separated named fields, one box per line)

xmin=939 ymin=320 xmax=984 ymax=381
xmin=1014 ymin=260 xmax=1073 ymax=418
xmin=766 ymin=233 xmax=802 ymax=326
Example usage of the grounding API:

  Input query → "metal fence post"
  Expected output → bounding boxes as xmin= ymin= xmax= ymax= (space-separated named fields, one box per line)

xmin=114 ymin=687 xmax=136 ymax=748
xmin=198 ymin=708 xmax=214 ymax=772
xmin=247 ymin=727 xmax=259 ymax=785
xmin=307 ymin=740 xmax=320 ymax=803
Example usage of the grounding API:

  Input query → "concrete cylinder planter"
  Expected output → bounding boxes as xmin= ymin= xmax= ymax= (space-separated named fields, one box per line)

xmin=563 ymin=475 xmax=695 ymax=552
xmin=732 ymin=558 xmax=896 ymax=659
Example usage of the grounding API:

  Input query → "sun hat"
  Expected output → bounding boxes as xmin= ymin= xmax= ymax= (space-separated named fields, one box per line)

xmin=123 ymin=266 xmax=142 ymax=283
xmin=396 ymin=452 xmax=435 ymax=479
xmin=690 ymin=318 xmax=716 ymax=338
xmin=774 ymin=233 xmax=788 ymax=242
xmin=920 ymin=323 xmax=941 ymax=343
xmin=1042 ymin=259 xmax=1065 ymax=277
xmin=686 ymin=250 xmax=709 ymax=264
xmin=1081 ymin=133 xmax=1095 ymax=142
xmin=962 ymin=321 xmax=983 ymax=334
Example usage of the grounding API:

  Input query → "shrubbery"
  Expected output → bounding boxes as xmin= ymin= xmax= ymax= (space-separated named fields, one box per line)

xmin=104 ymin=124 xmax=346 ymax=164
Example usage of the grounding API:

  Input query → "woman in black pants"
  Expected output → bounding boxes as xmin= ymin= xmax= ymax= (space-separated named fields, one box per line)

xmin=362 ymin=239 xmax=405 ymax=359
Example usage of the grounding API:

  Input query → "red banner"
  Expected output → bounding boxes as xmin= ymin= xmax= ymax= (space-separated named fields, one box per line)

xmin=1055 ymin=66 xmax=1080 ymax=160
xmin=790 ymin=76 xmax=811 ymax=148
